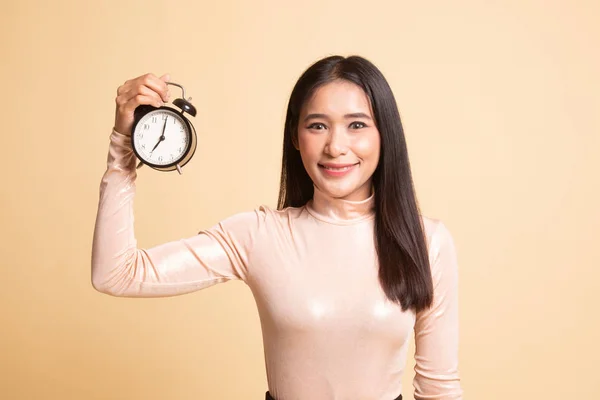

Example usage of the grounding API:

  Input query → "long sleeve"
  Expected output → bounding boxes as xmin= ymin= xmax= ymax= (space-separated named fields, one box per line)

xmin=91 ymin=128 xmax=265 ymax=297
xmin=413 ymin=221 xmax=463 ymax=400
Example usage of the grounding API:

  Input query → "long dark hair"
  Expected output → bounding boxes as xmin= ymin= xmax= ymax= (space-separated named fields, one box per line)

xmin=277 ymin=55 xmax=433 ymax=313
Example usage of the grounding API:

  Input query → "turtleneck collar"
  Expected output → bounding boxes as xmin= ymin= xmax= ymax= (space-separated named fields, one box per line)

xmin=306 ymin=184 xmax=375 ymax=225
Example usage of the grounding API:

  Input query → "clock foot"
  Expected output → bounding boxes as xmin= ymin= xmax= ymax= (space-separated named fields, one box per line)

xmin=136 ymin=160 xmax=144 ymax=169
xmin=176 ymin=164 xmax=183 ymax=175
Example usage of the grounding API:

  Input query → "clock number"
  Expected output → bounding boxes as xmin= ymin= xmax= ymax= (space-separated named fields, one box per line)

xmin=141 ymin=144 xmax=146 ymax=150
xmin=152 ymin=116 xmax=157 ymax=123
xmin=143 ymin=123 xmax=149 ymax=130
xmin=162 ymin=114 xmax=167 ymax=120
xmin=158 ymin=156 xmax=163 ymax=162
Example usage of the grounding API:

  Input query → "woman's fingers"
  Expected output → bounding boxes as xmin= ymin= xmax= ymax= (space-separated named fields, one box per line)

xmin=113 ymin=73 xmax=171 ymax=135
xmin=118 ymin=84 xmax=164 ymax=109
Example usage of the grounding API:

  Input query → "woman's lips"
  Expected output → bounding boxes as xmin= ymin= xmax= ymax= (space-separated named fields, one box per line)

xmin=318 ymin=163 xmax=358 ymax=177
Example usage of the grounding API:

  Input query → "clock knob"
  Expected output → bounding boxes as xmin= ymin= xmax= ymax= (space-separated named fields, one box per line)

xmin=166 ymin=82 xmax=197 ymax=117
xmin=173 ymin=98 xmax=197 ymax=117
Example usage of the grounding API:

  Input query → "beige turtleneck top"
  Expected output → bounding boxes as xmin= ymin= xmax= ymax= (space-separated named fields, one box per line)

xmin=91 ymin=128 xmax=463 ymax=400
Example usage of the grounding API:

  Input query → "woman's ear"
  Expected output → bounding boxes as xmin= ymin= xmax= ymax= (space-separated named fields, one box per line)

xmin=292 ymin=134 xmax=300 ymax=150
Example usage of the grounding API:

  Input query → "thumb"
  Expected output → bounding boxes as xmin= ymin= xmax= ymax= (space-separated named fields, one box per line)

xmin=160 ymin=73 xmax=171 ymax=82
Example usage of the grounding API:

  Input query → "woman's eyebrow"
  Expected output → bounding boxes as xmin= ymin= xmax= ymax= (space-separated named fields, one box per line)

xmin=303 ymin=112 xmax=372 ymax=122
xmin=303 ymin=113 xmax=329 ymax=122
xmin=344 ymin=112 xmax=372 ymax=120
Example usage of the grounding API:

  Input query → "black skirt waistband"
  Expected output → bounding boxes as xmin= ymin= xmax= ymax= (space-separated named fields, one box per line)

xmin=265 ymin=391 xmax=402 ymax=400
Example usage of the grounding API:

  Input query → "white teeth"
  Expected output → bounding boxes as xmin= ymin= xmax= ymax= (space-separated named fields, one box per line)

xmin=323 ymin=165 xmax=353 ymax=171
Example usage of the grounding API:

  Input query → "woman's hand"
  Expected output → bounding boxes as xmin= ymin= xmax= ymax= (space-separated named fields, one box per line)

xmin=113 ymin=73 xmax=171 ymax=136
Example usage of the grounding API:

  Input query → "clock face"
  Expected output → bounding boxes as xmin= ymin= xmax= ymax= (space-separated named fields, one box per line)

xmin=132 ymin=109 xmax=190 ymax=166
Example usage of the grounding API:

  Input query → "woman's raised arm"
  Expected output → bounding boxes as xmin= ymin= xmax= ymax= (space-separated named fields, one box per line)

xmin=91 ymin=73 xmax=265 ymax=297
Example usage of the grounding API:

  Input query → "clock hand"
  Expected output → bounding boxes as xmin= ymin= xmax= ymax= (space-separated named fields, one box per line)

xmin=150 ymin=116 xmax=169 ymax=153
xmin=150 ymin=136 xmax=163 ymax=153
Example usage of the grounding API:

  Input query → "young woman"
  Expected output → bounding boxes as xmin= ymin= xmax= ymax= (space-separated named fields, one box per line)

xmin=92 ymin=55 xmax=463 ymax=400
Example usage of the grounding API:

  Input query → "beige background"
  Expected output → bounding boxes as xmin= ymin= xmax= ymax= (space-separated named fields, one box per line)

xmin=1 ymin=0 xmax=599 ymax=399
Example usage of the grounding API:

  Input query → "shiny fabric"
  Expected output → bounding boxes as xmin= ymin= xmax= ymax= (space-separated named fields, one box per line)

xmin=92 ymin=128 xmax=463 ymax=400
xmin=266 ymin=392 xmax=401 ymax=400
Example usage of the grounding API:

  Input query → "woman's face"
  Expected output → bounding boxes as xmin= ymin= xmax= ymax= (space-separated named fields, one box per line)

xmin=296 ymin=80 xmax=381 ymax=201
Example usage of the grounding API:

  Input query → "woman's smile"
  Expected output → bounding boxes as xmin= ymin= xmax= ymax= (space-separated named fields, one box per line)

xmin=318 ymin=162 xmax=359 ymax=177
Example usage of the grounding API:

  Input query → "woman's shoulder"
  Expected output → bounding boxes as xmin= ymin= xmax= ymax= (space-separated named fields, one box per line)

xmin=219 ymin=203 xmax=307 ymax=227
xmin=421 ymin=214 xmax=441 ymax=240
xmin=421 ymin=213 xmax=454 ymax=233
xmin=198 ymin=204 xmax=306 ymax=243
xmin=420 ymin=214 xmax=455 ymax=256
xmin=256 ymin=203 xmax=308 ymax=224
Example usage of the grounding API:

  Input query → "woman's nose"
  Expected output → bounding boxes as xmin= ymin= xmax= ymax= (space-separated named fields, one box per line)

xmin=324 ymin=128 xmax=349 ymax=157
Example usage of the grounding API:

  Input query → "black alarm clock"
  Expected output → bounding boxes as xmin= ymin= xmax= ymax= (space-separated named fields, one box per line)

xmin=131 ymin=81 xmax=197 ymax=175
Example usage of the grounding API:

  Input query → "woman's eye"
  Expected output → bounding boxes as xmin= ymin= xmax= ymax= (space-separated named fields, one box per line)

xmin=350 ymin=121 xmax=367 ymax=129
xmin=308 ymin=123 xmax=326 ymax=130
